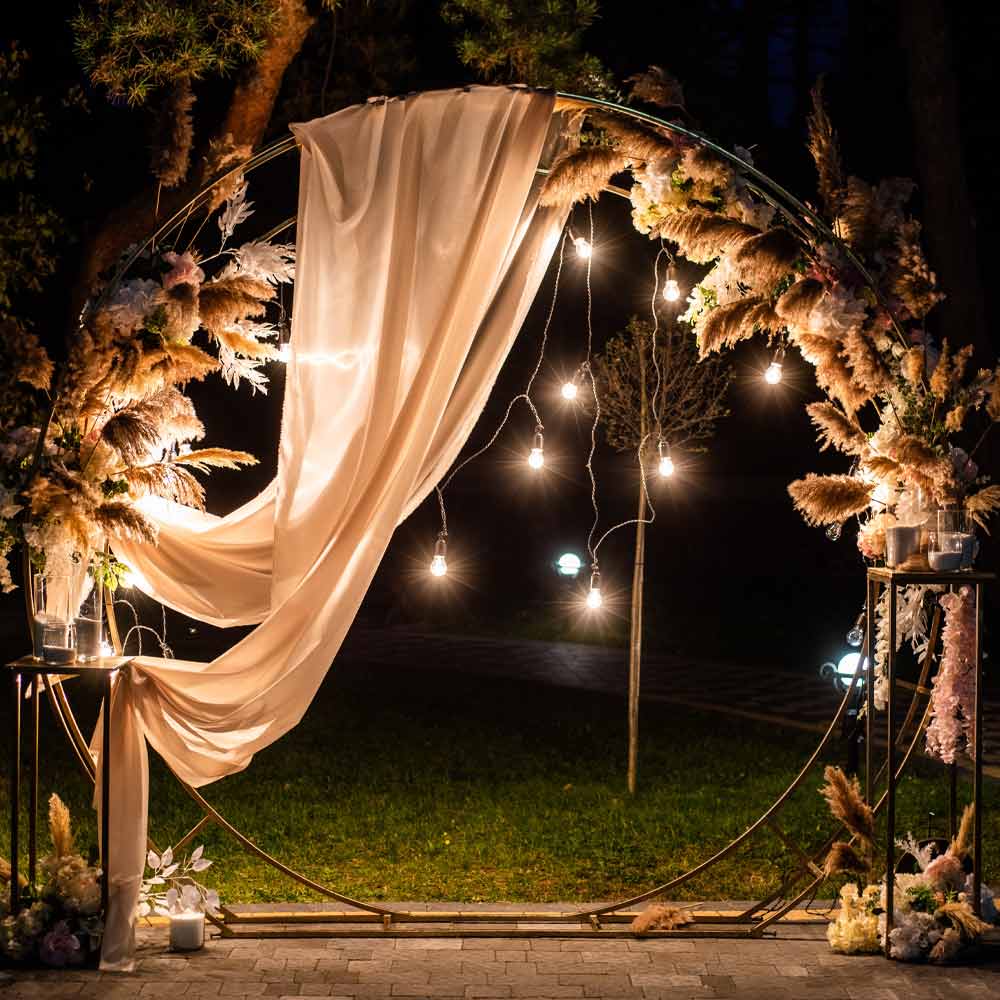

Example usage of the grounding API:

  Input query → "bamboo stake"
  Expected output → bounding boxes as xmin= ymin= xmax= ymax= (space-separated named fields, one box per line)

xmin=627 ymin=327 xmax=648 ymax=795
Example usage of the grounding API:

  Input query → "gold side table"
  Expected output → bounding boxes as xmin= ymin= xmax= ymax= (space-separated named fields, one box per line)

xmin=5 ymin=656 xmax=132 ymax=918
xmin=864 ymin=567 xmax=992 ymax=957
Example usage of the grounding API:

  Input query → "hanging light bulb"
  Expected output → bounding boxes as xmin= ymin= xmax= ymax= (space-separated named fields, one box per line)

xmin=586 ymin=567 xmax=603 ymax=609
xmin=662 ymin=263 xmax=681 ymax=303
xmin=657 ymin=440 xmax=674 ymax=478
xmin=429 ymin=533 xmax=448 ymax=577
xmin=846 ymin=605 xmax=866 ymax=648
xmin=276 ymin=317 xmax=292 ymax=362
xmin=561 ymin=379 xmax=579 ymax=401
xmin=573 ymin=235 xmax=593 ymax=259
xmin=764 ymin=346 xmax=785 ymax=385
xmin=528 ymin=426 xmax=545 ymax=469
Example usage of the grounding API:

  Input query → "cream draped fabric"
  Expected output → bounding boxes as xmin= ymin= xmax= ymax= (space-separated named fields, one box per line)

xmin=97 ymin=86 xmax=568 ymax=971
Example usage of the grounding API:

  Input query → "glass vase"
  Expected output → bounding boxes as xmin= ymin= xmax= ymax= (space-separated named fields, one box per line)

xmin=75 ymin=573 xmax=104 ymax=662
xmin=38 ymin=573 xmax=77 ymax=666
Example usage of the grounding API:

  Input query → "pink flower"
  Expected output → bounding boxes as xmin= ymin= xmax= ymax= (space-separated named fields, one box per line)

xmin=39 ymin=920 xmax=83 ymax=967
xmin=162 ymin=251 xmax=205 ymax=290
xmin=926 ymin=587 xmax=976 ymax=764
xmin=924 ymin=852 xmax=965 ymax=893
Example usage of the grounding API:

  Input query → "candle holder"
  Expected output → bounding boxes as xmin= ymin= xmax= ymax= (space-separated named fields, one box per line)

xmin=169 ymin=910 xmax=206 ymax=951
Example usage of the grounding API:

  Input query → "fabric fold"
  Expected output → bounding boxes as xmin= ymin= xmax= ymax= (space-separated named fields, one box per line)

xmin=97 ymin=86 xmax=569 ymax=970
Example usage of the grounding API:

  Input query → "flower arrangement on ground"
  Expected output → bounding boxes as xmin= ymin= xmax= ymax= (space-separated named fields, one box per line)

xmin=819 ymin=765 xmax=996 ymax=961
xmin=0 ymin=795 xmax=103 ymax=967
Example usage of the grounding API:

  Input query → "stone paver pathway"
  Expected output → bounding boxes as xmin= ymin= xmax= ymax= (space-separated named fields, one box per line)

xmin=3 ymin=918 xmax=999 ymax=1000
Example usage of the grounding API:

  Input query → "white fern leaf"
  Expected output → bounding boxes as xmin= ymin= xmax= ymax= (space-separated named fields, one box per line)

xmin=218 ymin=180 xmax=254 ymax=244
xmin=219 ymin=344 xmax=269 ymax=395
xmin=235 ymin=241 xmax=296 ymax=284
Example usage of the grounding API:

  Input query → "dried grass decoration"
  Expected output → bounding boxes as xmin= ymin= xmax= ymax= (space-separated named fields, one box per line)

xmin=631 ymin=903 xmax=695 ymax=936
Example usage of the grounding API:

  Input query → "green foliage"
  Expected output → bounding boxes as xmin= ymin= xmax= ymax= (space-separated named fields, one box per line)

xmin=442 ymin=0 xmax=615 ymax=96
xmin=593 ymin=315 xmax=730 ymax=455
xmin=72 ymin=0 xmax=281 ymax=105
xmin=92 ymin=549 xmax=130 ymax=593
xmin=906 ymin=881 xmax=938 ymax=913
xmin=0 ymin=44 xmax=63 ymax=323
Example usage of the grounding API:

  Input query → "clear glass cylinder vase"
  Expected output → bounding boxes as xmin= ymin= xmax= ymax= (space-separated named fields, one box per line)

xmin=75 ymin=572 xmax=104 ymax=662
xmin=37 ymin=573 xmax=77 ymax=666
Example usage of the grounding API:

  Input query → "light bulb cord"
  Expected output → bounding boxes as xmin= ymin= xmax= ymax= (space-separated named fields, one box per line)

xmin=434 ymin=228 xmax=567 ymax=538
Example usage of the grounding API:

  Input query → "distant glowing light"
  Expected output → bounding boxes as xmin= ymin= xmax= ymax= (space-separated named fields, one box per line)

xmin=430 ymin=534 xmax=448 ymax=577
xmin=586 ymin=568 xmax=603 ymax=609
xmin=573 ymin=236 xmax=593 ymax=259
xmin=561 ymin=380 xmax=579 ymax=401
xmin=100 ymin=640 xmax=114 ymax=658
xmin=277 ymin=341 xmax=292 ymax=362
xmin=528 ymin=427 xmax=544 ymax=469
xmin=836 ymin=652 xmax=868 ymax=684
xmin=556 ymin=552 xmax=583 ymax=577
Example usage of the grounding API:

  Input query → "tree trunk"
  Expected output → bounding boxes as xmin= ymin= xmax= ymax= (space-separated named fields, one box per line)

xmin=897 ymin=0 xmax=989 ymax=358
xmin=627 ymin=329 xmax=648 ymax=796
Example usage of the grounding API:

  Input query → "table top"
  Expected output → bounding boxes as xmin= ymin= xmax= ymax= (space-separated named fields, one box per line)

xmin=4 ymin=655 xmax=134 ymax=674
xmin=867 ymin=566 xmax=995 ymax=584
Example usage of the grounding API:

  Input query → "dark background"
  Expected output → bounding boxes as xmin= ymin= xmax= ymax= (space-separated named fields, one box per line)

xmin=4 ymin=1 xmax=999 ymax=675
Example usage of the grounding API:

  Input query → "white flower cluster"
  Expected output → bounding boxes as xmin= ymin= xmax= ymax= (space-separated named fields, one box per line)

xmin=827 ymin=883 xmax=880 ymax=954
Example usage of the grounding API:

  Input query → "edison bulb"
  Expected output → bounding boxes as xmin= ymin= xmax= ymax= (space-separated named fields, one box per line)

xmin=561 ymin=380 xmax=578 ymax=401
xmin=586 ymin=586 xmax=603 ymax=609
xmin=846 ymin=625 xmax=864 ymax=648
xmin=573 ymin=236 xmax=593 ymax=259
xmin=663 ymin=278 xmax=681 ymax=302
xmin=528 ymin=428 xmax=544 ymax=469
xmin=764 ymin=361 xmax=783 ymax=384
xmin=658 ymin=455 xmax=675 ymax=477
xmin=430 ymin=554 xmax=447 ymax=577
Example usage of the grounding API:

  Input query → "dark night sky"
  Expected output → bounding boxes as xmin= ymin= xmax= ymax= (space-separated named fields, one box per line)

xmin=5 ymin=1 xmax=1000 ymax=670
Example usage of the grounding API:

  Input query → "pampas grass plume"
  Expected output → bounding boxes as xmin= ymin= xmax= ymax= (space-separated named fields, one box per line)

xmin=806 ymin=402 xmax=866 ymax=455
xmin=823 ymin=840 xmax=868 ymax=876
xmin=820 ymin=765 xmax=874 ymax=845
xmin=788 ymin=475 xmax=872 ymax=527
xmin=631 ymin=903 xmax=694 ymax=935
xmin=539 ymin=146 xmax=627 ymax=209
xmin=49 ymin=793 xmax=74 ymax=859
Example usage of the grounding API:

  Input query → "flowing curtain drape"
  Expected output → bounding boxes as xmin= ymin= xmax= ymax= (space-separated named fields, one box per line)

xmin=97 ymin=86 xmax=568 ymax=971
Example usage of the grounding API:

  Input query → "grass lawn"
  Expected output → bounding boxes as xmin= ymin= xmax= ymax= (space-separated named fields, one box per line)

xmin=2 ymin=661 xmax=997 ymax=906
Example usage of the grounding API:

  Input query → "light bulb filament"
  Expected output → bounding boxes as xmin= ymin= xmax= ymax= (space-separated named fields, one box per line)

xmin=430 ymin=534 xmax=448 ymax=577
xmin=573 ymin=235 xmax=593 ymax=259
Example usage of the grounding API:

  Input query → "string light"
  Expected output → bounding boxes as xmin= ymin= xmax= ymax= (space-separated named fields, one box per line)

xmin=662 ymin=262 xmax=681 ymax=303
xmin=657 ymin=440 xmax=674 ymax=478
xmin=764 ymin=346 xmax=785 ymax=385
xmin=430 ymin=532 xmax=448 ymax=577
xmin=428 ymin=231 xmax=568 ymax=574
xmin=586 ymin=566 xmax=603 ymax=609
xmin=561 ymin=378 xmax=579 ymax=401
xmin=573 ymin=235 xmax=593 ymax=259
xmin=846 ymin=605 xmax=865 ymax=647
xmin=528 ymin=426 xmax=545 ymax=469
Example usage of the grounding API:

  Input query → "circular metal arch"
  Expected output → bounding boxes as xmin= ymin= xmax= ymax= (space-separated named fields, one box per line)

xmin=42 ymin=89 xmax=922 ymax=932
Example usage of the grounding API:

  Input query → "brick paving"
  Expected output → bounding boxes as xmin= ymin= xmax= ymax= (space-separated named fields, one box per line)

xmin=2 ymin=918 xmax=999 ymax=1000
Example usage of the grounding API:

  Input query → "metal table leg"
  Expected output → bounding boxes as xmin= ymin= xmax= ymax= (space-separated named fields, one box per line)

xmin=865 ymin=578 xmax=876 ymax=806
xmin=973 ymin=582 xmax=984 ymax=916
xmin=100 ymin=671 xmax=111 ymax=920
xmin=9 ymin=671 xmax=21 ymax=914
xmin=884 ymin=582 xmax=897 ymax=958
xmin=28 ymin=675 xmax=40 ymax=888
